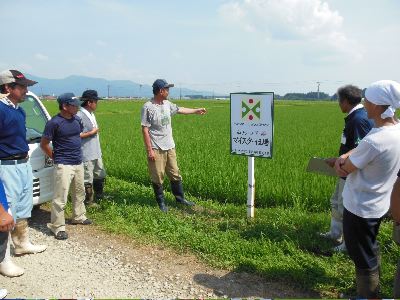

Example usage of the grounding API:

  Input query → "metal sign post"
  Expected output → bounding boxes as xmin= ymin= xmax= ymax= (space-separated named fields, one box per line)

xmin=230 ymin=92 xmax=274 ymax=218
xmin=247 ymin=156 xmax=255 ymax=218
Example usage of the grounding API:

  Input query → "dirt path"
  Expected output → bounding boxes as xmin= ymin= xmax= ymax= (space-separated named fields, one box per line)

xmin=3 ymin=208 xmax=318 ymax=298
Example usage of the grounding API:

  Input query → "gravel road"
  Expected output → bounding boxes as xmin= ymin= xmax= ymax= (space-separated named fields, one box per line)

xmin=2 ymin=208 xmax=317 ymax=298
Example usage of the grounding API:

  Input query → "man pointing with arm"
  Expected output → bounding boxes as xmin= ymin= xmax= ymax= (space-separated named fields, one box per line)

xmin=141 ymin=79 xmax=206 ymax=212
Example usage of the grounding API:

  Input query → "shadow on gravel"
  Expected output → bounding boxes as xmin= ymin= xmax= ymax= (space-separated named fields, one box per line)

xmin=193 ymin=271 xmax=319 ymax=298
xmin=29 ymin=206 xmax=54 ymax=237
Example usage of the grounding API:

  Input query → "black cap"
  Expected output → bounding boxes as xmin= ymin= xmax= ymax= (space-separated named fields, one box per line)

xmin=81 ymin=89 xmax=100 ymax=100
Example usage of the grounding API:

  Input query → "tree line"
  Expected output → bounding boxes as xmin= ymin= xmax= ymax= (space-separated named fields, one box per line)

xmin=275 ymin=91 xmax=334 ymax=101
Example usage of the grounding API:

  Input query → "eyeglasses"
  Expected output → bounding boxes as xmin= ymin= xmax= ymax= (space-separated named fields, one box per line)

xmin=361 ymin=98 xmax=370 ymax=105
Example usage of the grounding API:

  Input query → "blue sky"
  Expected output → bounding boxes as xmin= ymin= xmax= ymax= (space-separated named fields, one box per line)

xmin=1 ymin=0 xmax=399 ymax=95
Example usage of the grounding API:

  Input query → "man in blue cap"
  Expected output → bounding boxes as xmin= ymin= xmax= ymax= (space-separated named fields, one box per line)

xmin=40 ymin=93 xmax=92 ymax=240
xmin=141 ymin=79 xmax=207 ymax=212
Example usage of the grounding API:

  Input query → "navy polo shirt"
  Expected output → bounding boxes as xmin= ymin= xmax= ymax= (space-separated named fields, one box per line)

xmin=339 ymin=107 xmax=374 ymax=156
xmin=43 ymin=114 xmax=83 ymax=165
xmin=0 ymin=101 xmax=29 ymax=158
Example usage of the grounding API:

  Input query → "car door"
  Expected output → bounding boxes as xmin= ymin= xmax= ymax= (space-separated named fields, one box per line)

xmin=20 ymin=92 xmax=54 ymax=205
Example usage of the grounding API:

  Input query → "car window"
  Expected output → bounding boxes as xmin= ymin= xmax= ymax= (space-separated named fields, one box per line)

xmin=20 ymin=95 xmax=48 ymax=143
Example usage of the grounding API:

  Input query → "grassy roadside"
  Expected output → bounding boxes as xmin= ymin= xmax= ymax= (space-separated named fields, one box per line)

xmin=42 ymin=99 xmax=400 ymax=297
xmin=83 ymin=176 xmax=400 ymax=298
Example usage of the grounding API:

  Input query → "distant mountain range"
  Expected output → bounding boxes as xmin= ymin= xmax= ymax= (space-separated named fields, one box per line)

xmin=27 ymin=74 xmax=216 ymax=98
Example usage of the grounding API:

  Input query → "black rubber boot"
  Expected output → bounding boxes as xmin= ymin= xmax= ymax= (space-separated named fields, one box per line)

xmin=93 ymin=178 xmax=105 ymax=200
xmin=170 ymin=180 xmax=195 ymax=206
xmin=84 ymin=183 xmax=96 ymax=207
xmin=355 ymin=266 xmax=380 ymax=298
xmin=394 ymin=260 xmax=400 ymax=297
xmin=152 ymin=182 xmax=168 ymax=213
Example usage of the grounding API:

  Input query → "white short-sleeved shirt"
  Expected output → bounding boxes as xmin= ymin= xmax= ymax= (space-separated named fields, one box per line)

xmin=343 ymin=123 xmax=400 ymax=218
xmin=141 ymin=100 xmax=179 ymax=150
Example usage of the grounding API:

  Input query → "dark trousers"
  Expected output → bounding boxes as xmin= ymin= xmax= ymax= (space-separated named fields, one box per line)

xmin=343 ymin=208 xmax=382 ymax=269
xmin=0 ymin=231 xmax=7 ymax=261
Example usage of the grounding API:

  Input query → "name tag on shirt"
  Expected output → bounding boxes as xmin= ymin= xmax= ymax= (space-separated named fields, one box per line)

xmin=341 ymin=133 xmax=346 ymax=144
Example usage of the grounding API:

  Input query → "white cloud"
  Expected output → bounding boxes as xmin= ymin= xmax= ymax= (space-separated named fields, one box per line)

xmin=67 ymin=53 xmax=96 ymax=65
xmin=219 ymin=0 xmax=362 ymax=63
xmin=87 ymin=0 xmax=135 ymax=16
xmin=171 ymin=51 xmax=183 ymax=60
xmin=34 ymin=53 xmax=49 ymax=61
xmin=96 ymin=40 xmax=107 ymax=47
xmin=14 ymin=63 xmax=33 ymax=73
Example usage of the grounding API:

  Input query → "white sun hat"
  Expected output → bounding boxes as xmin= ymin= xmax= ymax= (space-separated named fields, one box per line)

xmin=365 ymin=80 xmax=400 ymax=119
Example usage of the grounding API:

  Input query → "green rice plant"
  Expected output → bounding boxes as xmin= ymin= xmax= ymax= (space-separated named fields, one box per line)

xmin=43 ymin=99 xmax=343 ymax=211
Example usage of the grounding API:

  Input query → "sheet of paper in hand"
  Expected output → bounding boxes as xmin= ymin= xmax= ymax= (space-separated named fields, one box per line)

xmin=306 ymin=157 xmax=337 ymax=177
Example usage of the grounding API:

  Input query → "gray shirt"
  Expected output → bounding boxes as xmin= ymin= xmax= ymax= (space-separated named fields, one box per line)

xmin=141 ymin=100 xmax=179 ymax=150
xmin=77 ymin=109 xmax=102 ymax=162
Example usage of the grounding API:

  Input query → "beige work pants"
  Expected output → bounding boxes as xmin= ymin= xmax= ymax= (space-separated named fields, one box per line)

xmin=83 ymin=157 xmax=106 ymax=184
xmin=147 ymin=148 xmax=182 ymax=185
xmin=48 ymin=164 xmax=87 ymax=235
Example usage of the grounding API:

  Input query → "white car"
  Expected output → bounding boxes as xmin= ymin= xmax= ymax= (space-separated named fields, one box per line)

xmin=20 ymin=91 xmax=54 ymax=205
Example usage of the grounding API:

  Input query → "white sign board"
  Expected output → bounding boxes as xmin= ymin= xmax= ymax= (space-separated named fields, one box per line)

xmin=230 ymin=93 xmax=274 ymax=158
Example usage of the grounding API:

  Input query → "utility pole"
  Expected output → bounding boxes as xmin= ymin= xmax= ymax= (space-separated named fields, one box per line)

xmin=316 ymin=81 xmax=321 ymax=99
xmin=139 ymin=84 xmax=143 ymax=98
xmin=179 ymin=83 xmax=182 ymax=101
xmin=107 ymin=84 xmax=110 ymax=99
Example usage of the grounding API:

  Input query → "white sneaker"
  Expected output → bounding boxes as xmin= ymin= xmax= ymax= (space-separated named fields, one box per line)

xmin=333 ymin=242 xmax=347 ymax=253
xmin=319 ymin=231 xmax=332 ymax=238
xmin=319 ymin=231 xmax=343 ymax=244
xmin=0 ymin=289 xmax=7 ymax=299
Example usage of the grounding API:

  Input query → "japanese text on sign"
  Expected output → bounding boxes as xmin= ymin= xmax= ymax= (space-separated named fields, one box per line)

xmin=230 ymin=93 xmax=274 ymax=158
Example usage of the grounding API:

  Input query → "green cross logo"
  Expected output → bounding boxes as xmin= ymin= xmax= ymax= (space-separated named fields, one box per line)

xmin=242 ymin=99 xmax=261 ymax=121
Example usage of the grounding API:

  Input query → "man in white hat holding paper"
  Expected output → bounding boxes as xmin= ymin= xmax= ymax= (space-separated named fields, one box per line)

xmin=335 ymin=80 xmax=400 ymax=297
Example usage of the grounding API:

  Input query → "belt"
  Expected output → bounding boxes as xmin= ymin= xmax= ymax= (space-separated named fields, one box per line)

xmin=0 ymin=154 xmax=28 ymax=160
xmin=0 ymin=158 xmax=29 ymax=165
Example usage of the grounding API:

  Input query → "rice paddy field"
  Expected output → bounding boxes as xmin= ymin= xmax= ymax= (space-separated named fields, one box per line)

xmin=43 ymin=99 xmax=400 ymax=297
xmin=46 ymin=99 xmax=341 ymax=210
